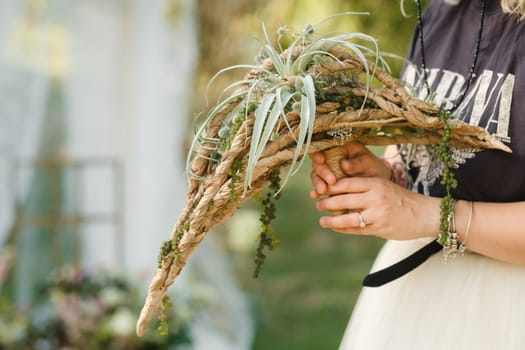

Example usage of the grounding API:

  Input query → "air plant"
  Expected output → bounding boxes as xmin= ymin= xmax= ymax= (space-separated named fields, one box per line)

xmin=136 ymin=15 xmax=510 ymax=336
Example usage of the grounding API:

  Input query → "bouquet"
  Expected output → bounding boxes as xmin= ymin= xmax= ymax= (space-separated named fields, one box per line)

xmin=136 ymin=18 xmax=510 ymax=336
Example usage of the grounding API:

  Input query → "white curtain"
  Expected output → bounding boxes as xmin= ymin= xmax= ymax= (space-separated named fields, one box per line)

xmin=64 ymin=0 xmax=195 ymax=272
xmin=64 ymin=0 xmax=254 ymax=348
xmin=0 ymin=1 xmax=50 ymax=248
xmin=64 ymin=0 xmax=130 ymax=269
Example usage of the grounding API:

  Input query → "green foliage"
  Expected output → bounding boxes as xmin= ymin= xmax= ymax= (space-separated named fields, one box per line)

xmin=435 ymin=108 xmax=458 ymax=245
xmin=253 ymin=170 xmax=282 ymax=278
xmin=157 ymin=219 xmax=189 ymax=269
xmin=157 ymin=239 xmax=174 ymax=268
xmin=229 ymin=158 xmax=244 ymax=201
xmin=157 ymin=295 xmax=173 ymax=336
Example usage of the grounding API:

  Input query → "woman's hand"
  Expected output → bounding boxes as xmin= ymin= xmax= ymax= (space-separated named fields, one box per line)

xmin=314 ymin=176 xmax=441 ymax=240
xmin=309 ymin=142 xmax=440 ymax=240
xmin=309 ymin=142 xmax=392 ymax=199
xmin=309 ymin=146 xmax=525 ymax=264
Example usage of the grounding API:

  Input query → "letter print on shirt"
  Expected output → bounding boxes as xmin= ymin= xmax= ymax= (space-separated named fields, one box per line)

xmin=400 ymin=65 xmax=515 ymax=194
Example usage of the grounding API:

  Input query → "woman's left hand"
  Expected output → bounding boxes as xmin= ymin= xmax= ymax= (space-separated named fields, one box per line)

xmin=315 ymin=176 xmax=441 ymax=240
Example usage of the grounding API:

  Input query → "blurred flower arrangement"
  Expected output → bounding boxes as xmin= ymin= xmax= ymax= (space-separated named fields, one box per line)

xmin=0 ymin=256 xmax=207 ymax=350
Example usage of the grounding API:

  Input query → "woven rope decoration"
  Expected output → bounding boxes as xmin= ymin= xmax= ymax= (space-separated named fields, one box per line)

xmin=136 ymin=26 xmax=511 ymax=336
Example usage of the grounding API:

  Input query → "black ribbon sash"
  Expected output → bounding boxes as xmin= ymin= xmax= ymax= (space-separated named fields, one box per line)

xmin=362 ymin=240 xmax=442 ymax=287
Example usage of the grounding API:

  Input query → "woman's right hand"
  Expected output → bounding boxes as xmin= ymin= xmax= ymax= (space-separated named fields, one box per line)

xmin=309 ymin=142 xmax=392 ymax=199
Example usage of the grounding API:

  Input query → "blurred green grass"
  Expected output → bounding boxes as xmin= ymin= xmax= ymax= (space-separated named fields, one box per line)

xmin=233 ymin=150 xmax=385 ymax=350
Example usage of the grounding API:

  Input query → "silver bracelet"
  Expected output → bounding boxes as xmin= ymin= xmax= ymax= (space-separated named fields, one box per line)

xmin=458 ymin=201 xmax=473 ymax=254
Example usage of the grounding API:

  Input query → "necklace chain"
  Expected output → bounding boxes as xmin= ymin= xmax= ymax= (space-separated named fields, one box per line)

xmin=416 ymin=0 xmax=486 ymax=112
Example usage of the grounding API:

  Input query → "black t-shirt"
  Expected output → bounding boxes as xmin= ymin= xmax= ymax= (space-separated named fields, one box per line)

xmin=402 ymin=0 xmax=525 ymax=202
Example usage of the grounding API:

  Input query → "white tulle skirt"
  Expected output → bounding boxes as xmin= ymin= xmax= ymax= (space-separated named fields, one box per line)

xmin=339 ymin=238 xmax=525 ymax=350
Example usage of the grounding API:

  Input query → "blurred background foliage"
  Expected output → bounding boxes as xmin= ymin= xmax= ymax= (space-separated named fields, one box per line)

xmin=191 ymin=0 xmax=425 ymax=349
xmin=193 ymin=0 xmax=422 ymax=110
